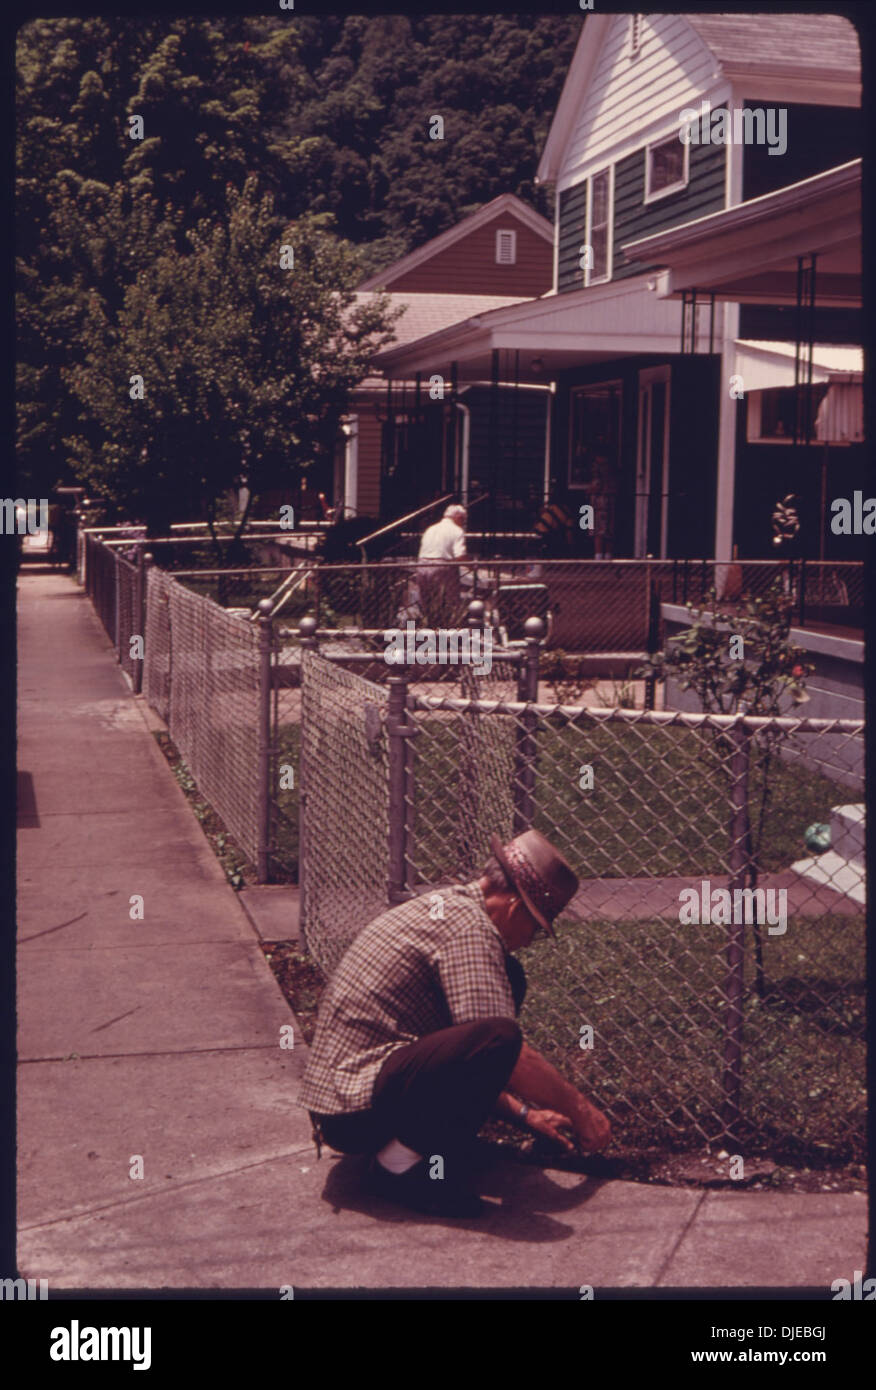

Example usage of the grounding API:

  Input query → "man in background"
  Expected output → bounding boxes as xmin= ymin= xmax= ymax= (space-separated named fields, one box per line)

xmin=415 ymin=502 xmax=467 ymax=624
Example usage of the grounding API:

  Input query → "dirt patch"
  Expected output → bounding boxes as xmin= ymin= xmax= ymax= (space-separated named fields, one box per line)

xmin=153 ymin=731 xmax=257 ymax=888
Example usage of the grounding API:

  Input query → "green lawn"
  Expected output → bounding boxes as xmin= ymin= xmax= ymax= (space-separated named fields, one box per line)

xmin=273 ymin=713 xmax=851 ymax=887
xmin=519 ymin=910 xmax=865 ymax=1162
xmin=403 ymin=716 xmax=849 ymax=885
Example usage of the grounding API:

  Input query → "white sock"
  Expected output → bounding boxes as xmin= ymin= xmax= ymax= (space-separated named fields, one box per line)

xmin=376 ymin=1138 xmax=422 ymax=1174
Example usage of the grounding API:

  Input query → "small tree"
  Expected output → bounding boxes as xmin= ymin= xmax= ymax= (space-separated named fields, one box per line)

xmin=642 ymin=582 xmax=812 ymax=719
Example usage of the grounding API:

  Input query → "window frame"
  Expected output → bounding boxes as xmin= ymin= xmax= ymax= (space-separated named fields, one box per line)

xmin=584 ymin=165 xmax=613 ymax=287
xmin=644 ymin=131 xmax=690 ymax=204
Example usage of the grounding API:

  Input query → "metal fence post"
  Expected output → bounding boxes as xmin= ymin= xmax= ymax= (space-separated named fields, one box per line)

xmin=140 ymin=552 xmax=154 ymax=698
xmin=297 ymin=617 xmax=319 ymax=951
xmin=721 ymin=716 xmax=751 ymax=1142
xmin=456 ymin=600 xmax=487 ymax=868
xmin=513 ymin=616 xmax=543 ymax=834
xmin=799 ymin=555 xmax=806 ymax=627
xmin=256 ymin=598 xmax=274 ymax=883
xmin=644 ymin=578 xmax=660 ymax=711
xmin=132 ymin=543 xmax=146 ymax=694
xmin=387 ymin=674 xmax=414 ymax=903
xmin=89 ymin=533 xmax=100 ymax=604
xmin=112 ymin=547 xmax=121 ymax=657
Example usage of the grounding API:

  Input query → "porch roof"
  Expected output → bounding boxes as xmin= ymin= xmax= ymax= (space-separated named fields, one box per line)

xmin=621 ymin=160 xmax=861 ymax=307
xmin=371 ymin=273 xmax=701 ymax=384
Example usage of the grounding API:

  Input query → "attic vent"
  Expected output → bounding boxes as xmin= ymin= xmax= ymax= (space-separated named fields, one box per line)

xmin=629 ymin=15 xmax=642 ymax=56
xmin=495 ymin=229 xmax=517 ymax=265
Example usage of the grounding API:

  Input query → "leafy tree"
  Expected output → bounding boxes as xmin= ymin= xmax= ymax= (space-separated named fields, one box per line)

xmin=16 ymin=17 xmax=307 ymax=498
xmin=62 ymin=178 xmax=400 ymax=556
xmin=17 ymin=13 xmax=582 ymax=500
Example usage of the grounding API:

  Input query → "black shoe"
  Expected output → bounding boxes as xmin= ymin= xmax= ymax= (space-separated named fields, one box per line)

xmin=366 ymin=1157 xmax=484 ymax=1218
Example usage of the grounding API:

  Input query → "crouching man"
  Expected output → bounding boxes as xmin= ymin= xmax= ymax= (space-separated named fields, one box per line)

xmin=297 ymin=830 xmax=611 ymax=1218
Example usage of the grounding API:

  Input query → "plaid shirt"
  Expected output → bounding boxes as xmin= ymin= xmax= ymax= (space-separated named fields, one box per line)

xmin=297 ymin=881 xmax=517 ymax=1116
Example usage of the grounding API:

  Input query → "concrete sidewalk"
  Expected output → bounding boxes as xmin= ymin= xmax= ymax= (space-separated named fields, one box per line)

xmin=16 ymin=570 xmax=866 ymax=1291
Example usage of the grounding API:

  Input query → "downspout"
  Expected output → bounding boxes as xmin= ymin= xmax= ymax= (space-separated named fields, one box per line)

xmin=342 ymin=416 xmax=358 ymax=518
xmin=455 ymin=400 xmax=471 ymax=508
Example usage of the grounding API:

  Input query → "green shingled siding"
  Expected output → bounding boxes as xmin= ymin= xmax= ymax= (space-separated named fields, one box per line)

xmin=557 ymin=141 xmax=726 ymax=293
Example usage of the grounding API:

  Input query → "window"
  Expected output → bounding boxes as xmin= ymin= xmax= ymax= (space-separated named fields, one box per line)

xmin=568 ymin=381 xmax=623 ymax=493
xmin=584 ymin=169 xmax=612 ymax=285
xmin=630 ymin=15 xmax=642 ymax=56
xmin=495 ymin=229 xmax=517 ymax=265
xmin=746 ymin=386 xmax=829 ymax=443
xmin=645 ymin=134 xmax=688 ymax=202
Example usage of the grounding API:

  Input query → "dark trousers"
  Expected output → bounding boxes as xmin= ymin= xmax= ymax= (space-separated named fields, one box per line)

xmin=311 ymin=1017 xmax=522 ymax=1161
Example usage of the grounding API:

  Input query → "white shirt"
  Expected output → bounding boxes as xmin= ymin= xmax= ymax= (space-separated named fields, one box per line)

xmin=418 ymin=516 xmax=465 ymax=561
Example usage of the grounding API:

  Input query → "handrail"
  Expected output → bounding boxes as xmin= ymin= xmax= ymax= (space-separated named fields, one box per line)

xmin=355 ymin=494 xmax=455 ymax=552
xmin=357 ymin=491 xmax=491 ymax=560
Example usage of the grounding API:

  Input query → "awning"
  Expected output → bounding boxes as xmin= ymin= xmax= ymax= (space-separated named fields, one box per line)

xmin=735 ymin=340 xmax=863 ymax=392
xmin=815 ymin=383 xmax=864 ymax=444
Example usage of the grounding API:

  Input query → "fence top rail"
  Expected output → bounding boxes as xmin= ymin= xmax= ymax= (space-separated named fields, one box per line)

xmin=406 ymin=690 xmax=865 ymax=733
xmin=81 ymin=521 xmax=329 ymax=535
xmin=92 ymin=533 xmax=316 ymax=549
xmin=170 ymin=565 xmax=313 ymax=578
xmin=306 ymin=557 xmax=866 ymax=574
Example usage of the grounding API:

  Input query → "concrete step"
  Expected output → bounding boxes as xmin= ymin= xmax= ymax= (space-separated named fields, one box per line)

xmin=790 ymin=849 xmax=866 ymax=905
xmin=830 ymin=803 xmax=865 ymax=864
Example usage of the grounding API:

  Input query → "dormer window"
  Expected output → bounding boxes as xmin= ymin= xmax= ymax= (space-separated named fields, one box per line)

xmin=495 ymin=229 xmax=517 ymax=265
xmin=629 ymin=15 xmax=642 ymax=56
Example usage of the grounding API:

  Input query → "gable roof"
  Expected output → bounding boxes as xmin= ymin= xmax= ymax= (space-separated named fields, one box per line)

xmin=354 ymin=291 xmax=532 ymax=348
xmin=356 ymin=194 xmax=552 ymax=291
xmin=537 ymin=12 xmax=861 ymax=187
xmin=686 ymin=13 xmax=860 ymax=81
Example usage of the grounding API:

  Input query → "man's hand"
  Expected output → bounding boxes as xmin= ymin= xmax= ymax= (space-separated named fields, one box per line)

xmin=508 ymin=1040 xmax=613 ymax=1153
xmin=525 ymin=1108 xmax=576 ymax=1152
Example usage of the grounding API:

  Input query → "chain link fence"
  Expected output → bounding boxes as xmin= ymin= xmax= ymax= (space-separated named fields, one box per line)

xmin=83 ymin=534 xmax=145 ymax=691
xmin=278 ymin=557 xmax=863 ymax=655
xmin=299 ymin=641 xmax=865 ymax=1163
xmin=158 ymin=578 xmax=266 ymax=872
xmin=298 ymin=648 xmax=391 ymax=976
xmin=78 ymin=531 xmax=866 ymax=1161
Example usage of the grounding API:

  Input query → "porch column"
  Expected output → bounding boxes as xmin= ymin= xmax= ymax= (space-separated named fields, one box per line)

xmin=714 ymin=299 xmax=739 ymax=566
xmin=489 ymin=348 xmax=500 ymax=542
xmin=714 ymin=128 xmax=744 ymax=569
xmin=542 ymin=385 xmax=554 ymax=504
